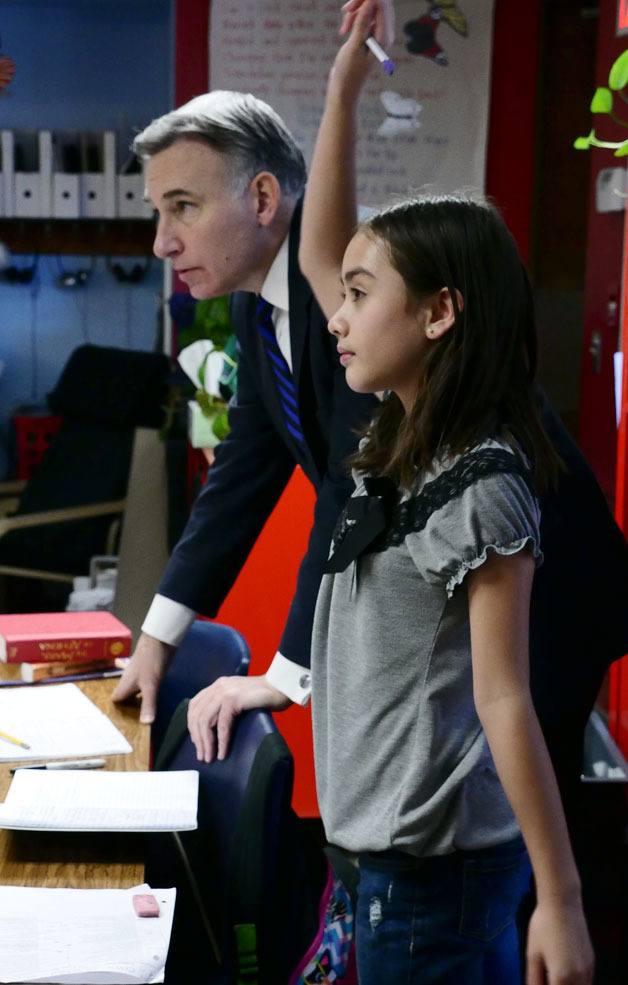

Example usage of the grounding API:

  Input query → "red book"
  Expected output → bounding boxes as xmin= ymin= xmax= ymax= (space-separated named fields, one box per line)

xmin=0 ymin=611 xmax=132 ymax=664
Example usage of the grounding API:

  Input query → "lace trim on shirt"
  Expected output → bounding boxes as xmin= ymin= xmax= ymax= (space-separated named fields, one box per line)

xmin=330 ymin=448 xmax=535 ymax=560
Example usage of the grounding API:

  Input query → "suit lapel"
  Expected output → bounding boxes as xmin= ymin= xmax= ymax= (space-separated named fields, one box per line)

xmin=287 ymin=202 xmax=309 ymax=389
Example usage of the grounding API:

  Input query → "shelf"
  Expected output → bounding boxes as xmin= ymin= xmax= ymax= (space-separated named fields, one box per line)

xmin=0 ymin=219 xmax=155 ymax=257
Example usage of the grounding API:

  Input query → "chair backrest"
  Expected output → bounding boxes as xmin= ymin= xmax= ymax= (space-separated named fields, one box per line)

xmin=0 ymin=345 xmax=170 ymax=580
xmin=152 ymin=620 xmax=250 ymax=758
xmin=112 ymin=427 xmax=170 ymax=644
xmin=152 ymin=700 xmax=323 ymax=985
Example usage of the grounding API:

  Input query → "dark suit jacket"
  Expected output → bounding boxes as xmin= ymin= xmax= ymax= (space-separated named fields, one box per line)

xmin=157 ymin=203 xmax=376 ymax=664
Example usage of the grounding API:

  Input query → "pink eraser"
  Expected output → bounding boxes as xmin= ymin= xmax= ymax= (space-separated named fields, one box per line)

xmin=132 ymin=893 xmax=160 ymax=917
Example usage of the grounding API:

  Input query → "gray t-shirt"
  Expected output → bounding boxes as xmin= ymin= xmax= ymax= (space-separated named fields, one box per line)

xmin=311 ymin=439 xmax=542 ymax=857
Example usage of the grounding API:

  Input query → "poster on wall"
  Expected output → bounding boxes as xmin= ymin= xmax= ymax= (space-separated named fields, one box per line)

xmin=209 ymin=1 xmax=495 ymax=208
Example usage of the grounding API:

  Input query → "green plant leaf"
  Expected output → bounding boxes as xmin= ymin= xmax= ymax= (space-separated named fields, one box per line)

xmin=591 ymin=87 xmax=613 ymax=113
xmin=613 ymin=140 xmax=628 ymax=156
xmin=609 ymin=50 xmax=628 ymax=90
xmin=194 ymin=296 xmax=232 ymax=348
xmin=212 ymin=409 xmax=230 ymax=441
xmin=573 ymin=136 xmax=591 ymax=150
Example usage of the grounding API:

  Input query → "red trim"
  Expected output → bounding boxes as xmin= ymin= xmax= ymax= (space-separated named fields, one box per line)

xmin=175 ymin=0 xmax=209 ymax=107
xmin=485 ymin=0 xmax=542 ymax=263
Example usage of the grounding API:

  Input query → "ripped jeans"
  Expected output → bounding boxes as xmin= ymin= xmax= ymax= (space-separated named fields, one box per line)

xmin=355 ymin=836 xmax=530 ymax=985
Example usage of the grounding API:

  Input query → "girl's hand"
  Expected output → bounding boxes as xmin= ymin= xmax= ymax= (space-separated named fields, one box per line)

xmin=526 ymin=899 xmax=594 ymax=985
xmin=340 ymin=0 xmax=394 ymax=46
xmin=330 ymin=0 xmax=395 ymax=98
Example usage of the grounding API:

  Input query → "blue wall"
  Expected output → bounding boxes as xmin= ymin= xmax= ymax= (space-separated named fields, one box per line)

xmin=0 ymin=0 xmax=174 ymax=477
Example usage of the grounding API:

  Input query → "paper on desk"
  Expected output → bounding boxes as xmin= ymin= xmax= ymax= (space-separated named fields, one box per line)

xmin=0 ymin=768 xmax=199 ymax=832
xmin=0 ymin=682 xmax=131 ymax=762
xmin=0 ymin=883 xmax=175 ymax=984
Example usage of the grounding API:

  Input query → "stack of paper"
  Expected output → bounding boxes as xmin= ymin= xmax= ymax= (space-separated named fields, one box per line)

xmin=0 ymin=883 xmax=176 ymax=984
xmin=0 ymin=682 xmax=131 ymax=762
xmin=0 ymin=769 xmax=199 ymax=832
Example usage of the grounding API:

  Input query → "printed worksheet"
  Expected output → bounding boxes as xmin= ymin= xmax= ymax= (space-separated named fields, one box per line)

xmin=0 ymin=884 xmax=176 ymax=983
xmin=0 ymin=768 xmax=198 ymax=831
xmin=0 ymin=682 xmax=131 ymax=762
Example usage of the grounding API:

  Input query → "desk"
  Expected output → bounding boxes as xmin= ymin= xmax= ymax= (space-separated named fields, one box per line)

xmin=0 ymin=671 xmax=149 ymax=888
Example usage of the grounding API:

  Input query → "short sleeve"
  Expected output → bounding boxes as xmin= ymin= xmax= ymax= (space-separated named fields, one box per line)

xmin=406 ymin=451 xmax=543 ymax=598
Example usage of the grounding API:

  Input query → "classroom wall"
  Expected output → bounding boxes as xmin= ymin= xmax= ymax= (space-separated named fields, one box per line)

xmin=0 ymin=0 xmax=174 ymax=478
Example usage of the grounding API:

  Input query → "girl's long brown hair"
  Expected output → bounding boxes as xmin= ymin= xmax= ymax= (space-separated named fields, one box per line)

xmin=352 ymin=196 xmax=561 ymax=490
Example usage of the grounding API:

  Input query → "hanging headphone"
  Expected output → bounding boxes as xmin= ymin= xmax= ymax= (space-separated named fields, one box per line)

xmin=56 ymin=256 xmax=94 ymax=289
xmin=107 ymin=256 xmax=151 ymax=284
xmin=2 ymin=255 xmax=38 ymax=285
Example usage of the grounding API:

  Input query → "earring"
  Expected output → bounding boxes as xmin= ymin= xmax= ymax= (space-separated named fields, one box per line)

xmin=427 ymin=326 xmax=436 ymax=337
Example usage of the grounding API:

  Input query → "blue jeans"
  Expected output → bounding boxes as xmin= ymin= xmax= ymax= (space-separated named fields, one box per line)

xmin=355 ymin=836 xmax=531 ymax=985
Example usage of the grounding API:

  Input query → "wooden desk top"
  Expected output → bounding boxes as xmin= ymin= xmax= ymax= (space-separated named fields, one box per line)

xmin=0 ymin=672 xmax=150 ymax=888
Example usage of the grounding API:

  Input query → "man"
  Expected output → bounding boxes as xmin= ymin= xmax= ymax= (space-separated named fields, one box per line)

xmin=116 ymin=74 xmax=628 ymax=810
xmin=112 ymin=90 xmax=377 ymax=745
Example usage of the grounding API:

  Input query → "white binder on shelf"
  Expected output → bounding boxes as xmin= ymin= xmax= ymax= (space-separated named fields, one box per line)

xmin=118 ymin=152 xmax=151 ymax=218
xmin=0 ymin=130 xmax=14 ymax=217
xmin=52 ymin=131 xmax=81 ymax=218
xmin=14 ymin=130 xmax=42 ymax=218
xmin=80 ymin=130 xmax=116 ymax=218
xmin=38 ymin=129 xmax=53 ymax=217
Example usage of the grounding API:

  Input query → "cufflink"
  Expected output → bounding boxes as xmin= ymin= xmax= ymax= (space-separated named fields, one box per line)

xmin=299 ymin=673 xmax=311 ymax=689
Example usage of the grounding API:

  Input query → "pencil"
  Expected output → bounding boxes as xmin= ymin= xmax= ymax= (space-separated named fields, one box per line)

xmin=0 ymin=728 xmax=30 ymax=750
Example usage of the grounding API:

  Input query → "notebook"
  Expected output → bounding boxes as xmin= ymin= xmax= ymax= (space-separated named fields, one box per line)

xmin=0 ymin=769 xmax=199 ymax=832
xmin=0 ymin=682 xmax=132 ymax=762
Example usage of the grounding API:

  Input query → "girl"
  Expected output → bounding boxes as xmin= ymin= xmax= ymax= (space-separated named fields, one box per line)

xmin=295 ymin=1 xmax=594 ymax=982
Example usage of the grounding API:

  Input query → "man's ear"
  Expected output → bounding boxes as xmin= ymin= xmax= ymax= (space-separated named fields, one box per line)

xmin=424 ymin=287 xmax=463 ymax=340
xmin=248 ymin=171 xmax=282 ymax=227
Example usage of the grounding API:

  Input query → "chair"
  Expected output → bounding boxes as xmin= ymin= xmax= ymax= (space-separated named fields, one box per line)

xmin=112 ymin=427 xmax=171 ymax=643
xmin=150 ymin=699 xmax=324 ymax=985
xmin=151 ymin=620 xmax=251 ymax=760
xmin=0 ymin=344 xmax=169 ymax=609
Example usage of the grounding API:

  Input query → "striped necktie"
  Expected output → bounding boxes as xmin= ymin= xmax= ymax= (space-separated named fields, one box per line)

xmin=256 ymin=297 xmax=304 ymax=443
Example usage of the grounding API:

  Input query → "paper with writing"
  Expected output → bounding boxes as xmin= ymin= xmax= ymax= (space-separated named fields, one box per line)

xmin=0 ymin=884 xmax=175 ymax=984
xmin=0 ymin=682 xmax=131 ymax=762
xmin=0 ymin=769 xmax=198 ymax=832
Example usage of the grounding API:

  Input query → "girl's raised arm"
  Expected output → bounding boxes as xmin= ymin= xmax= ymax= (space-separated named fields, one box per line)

xmin=299 ymin=0 xmax=394 ymax=319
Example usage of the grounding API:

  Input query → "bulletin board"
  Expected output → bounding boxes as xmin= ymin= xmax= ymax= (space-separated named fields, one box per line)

xmin=209 ymin=0 xmax=495 ymax=206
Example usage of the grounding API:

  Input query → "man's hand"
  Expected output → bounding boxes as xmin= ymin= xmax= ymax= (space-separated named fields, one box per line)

xmin=187 ymin=675 xmax=292 ymax=763
xmin=111 ymin=632 xmax=174 ymax=724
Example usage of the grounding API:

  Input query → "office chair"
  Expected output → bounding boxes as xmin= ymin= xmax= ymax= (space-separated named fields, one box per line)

xmin=0 ymin=344 xmax=169 ymax=610
xmin=151 ymin=620 xmax=251 ymax=760
xmin=150 ymin=699 xmax=324 ymax=985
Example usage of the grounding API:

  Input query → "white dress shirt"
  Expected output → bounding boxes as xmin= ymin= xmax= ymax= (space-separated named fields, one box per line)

xmin=141 ymin=234 xmax=311 ymax=705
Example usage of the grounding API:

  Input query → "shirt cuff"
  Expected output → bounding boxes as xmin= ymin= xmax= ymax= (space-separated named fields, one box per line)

xmin=265 ymin=652 xmax=311 ymax=706
xmin=141 ymin=594 xmax=197 ymax=647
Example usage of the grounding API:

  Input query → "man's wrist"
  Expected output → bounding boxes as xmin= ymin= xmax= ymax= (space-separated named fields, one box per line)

xmin=141 ymin=594 xmax=197 ymax=647
xmin=265 ymin=652 xmax=311 ymax=706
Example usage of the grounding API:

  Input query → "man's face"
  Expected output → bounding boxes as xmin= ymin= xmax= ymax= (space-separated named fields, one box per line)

xmin=147 ymin=137 xmax=264 ymax=298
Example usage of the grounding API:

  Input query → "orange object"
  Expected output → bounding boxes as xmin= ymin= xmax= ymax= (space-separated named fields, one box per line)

xmin=216 ymin=467 xmax=319 ymax=817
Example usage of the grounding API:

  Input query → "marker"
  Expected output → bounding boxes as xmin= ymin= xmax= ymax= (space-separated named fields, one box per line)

xmin=37 ymin=669 xmax=123 ymax=686
xmin=0 ymin=668 xmax=123 ymax=688
xmin=365 ymin=36 xmax=394 ymax=75
xmin=10 ymin=758 xmax=106 ymax=773
xmin=0 ymin=728 xmax=30 ymax=750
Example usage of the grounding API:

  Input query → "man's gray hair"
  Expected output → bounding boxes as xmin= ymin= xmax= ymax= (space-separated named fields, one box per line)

xmin=133 ymin=90 xmax=306 ymax=197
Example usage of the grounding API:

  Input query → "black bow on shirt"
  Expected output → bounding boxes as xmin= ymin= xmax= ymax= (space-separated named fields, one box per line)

xmin=324 ymin=477 xmax=398 ymax=573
